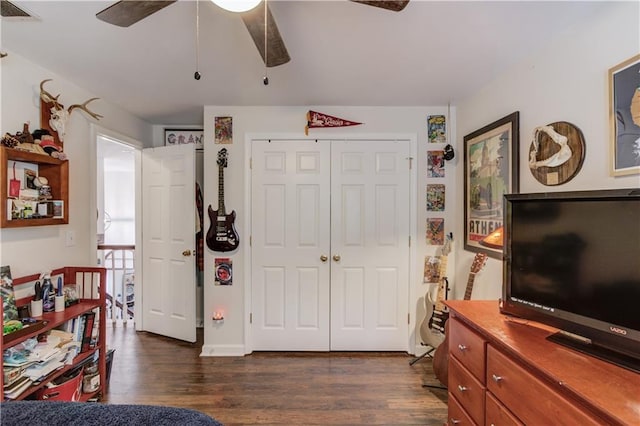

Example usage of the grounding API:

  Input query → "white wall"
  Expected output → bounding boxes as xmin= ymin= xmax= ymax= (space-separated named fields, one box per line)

xmin=201 ymin=106 xmax=457 ymax=355
xmin=454 ymin=1 xmax=640 ymax=301
xmin=202 ymin=2 xmax=640 ymax=354
xmin=0 ymin=51 xmax=153 ymax=278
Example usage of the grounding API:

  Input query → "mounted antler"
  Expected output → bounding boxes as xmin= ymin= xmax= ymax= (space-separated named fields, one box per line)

xmin=69 ymin=98 xmax=103 ymax=121
xmin=39 ymin=79 xmax=63 ymax=110
xmin=38 ymin=79 xmax=102 ymax=142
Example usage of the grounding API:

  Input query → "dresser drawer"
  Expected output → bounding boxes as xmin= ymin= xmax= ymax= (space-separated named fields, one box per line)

xmin=449 ymin=317 xmax=487 ymax=383
xmin=449 ymin=355 xmax=485 ymax=425
xmin=448 ymin=392 xmax=478 ymax=426
xmin=486 ymin=392 xmax=523 ymax=426
xmin=486 ymin=345 xmax=601 ymax=426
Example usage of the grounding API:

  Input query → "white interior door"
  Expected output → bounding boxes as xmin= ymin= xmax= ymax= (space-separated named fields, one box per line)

xmin=330 ymin=140 xmax=411 ymax=350
xmin=141 ymin=145 xmax=196 ymax=342
xmin=251 ymin=138 xmax=411 ymax=351
xmin=251 ymin=140 xmax=331 ymax=350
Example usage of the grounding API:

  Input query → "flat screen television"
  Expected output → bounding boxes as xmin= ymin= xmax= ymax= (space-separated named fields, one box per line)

xmin=501 ymin=188 xmax=640 ymax=372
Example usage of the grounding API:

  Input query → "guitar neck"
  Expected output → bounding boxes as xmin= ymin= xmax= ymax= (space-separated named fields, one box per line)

xmin=218 ymin=166 xmax=226 ymax=215
xmin=434 ymin=256 xmax=449 ymax=310
xmin=463 ymin=273 xmax=476 ymax=301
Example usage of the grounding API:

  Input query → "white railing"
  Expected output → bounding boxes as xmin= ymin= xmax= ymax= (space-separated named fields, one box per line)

xmin=98 ymin=245 xmax=134 ymax=325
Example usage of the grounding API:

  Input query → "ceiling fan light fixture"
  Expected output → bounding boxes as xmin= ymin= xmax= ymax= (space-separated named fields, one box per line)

xmin=211 ymin=0 xmax=262 ymax=13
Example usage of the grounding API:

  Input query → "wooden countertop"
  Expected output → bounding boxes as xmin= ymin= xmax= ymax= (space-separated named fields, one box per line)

xmin=445 ymin=300 xmax=640 ymax=425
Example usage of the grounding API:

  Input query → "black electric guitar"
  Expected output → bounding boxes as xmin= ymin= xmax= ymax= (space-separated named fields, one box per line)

xmin=432 ymin=252 xmax=487 ymax=387
xmin=206 ymin=148 xmax=240 ymax=252
xmin=419 ymin=234 xmax=452 ymax=349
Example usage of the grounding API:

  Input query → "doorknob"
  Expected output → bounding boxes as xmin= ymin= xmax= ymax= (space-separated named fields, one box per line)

xmin=182 ymin=249 xmax=193 ymax=257
xmin=320 ymin=255 xmax=328 ymax=262
xmin=333 ymin=255 xmax=341 ymax=262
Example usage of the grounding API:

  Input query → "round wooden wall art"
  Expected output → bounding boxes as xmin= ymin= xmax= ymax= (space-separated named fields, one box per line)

xmin=528 ymin=121 xmax=585 ymax=186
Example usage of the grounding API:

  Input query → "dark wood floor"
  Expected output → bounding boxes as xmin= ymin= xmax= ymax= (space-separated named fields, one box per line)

xmin=103 ymin=325 xmax=448 ymax=425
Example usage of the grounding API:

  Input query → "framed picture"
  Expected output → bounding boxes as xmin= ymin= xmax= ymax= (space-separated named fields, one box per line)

xmin=609 ymin=54 xmax=640 ymax=176
xmin=52 ymin=200 xmax=64 ymax=219
xmin=464 ymin=112 xmax=520 ymax=259
xmin=164 ymin=129 xmax=204 ymax=148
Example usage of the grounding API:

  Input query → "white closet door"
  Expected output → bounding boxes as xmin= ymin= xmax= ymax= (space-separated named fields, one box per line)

xmin=251 ymin=139 xmax=411 ymax=351
xmin=330 ymin=140 xmax=411 ymax=350
xmin=251 ymin=140 xmax=331 ymax=350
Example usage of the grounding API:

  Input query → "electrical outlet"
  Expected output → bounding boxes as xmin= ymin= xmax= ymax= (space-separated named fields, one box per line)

xmin=65 ymin=230 xmax=76 ymax=247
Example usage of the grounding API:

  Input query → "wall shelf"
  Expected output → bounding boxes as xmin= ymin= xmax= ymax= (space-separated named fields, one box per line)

xmin=1 ymin=146 xmax=69 ymax=228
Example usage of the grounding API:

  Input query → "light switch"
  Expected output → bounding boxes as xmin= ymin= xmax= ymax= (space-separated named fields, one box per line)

xmin=65 ymin=230 xmax=76 ymax=247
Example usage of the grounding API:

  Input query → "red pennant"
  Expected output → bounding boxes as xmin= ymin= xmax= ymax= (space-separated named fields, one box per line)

xmin=305 ymin=110 xmax=362 ymax=135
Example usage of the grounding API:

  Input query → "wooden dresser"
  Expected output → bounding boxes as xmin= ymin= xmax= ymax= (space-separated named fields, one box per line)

xmin=444 ymin=300 xmax=640 ymax=426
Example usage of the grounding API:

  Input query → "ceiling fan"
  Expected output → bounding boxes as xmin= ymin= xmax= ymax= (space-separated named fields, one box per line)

xmin=94 ymin=0 xmax=410 ymax=68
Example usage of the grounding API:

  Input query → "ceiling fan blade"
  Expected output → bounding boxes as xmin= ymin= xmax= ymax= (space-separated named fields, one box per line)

xmin=96 ymin=0 xmax=177 ymax=27
xmin=350 ymin=1 xmax=409 ymax=12
xmin=1 ymin=0 xmax=31 ymax=17
xmin=241 ymin=2 xmax=290 ymax=68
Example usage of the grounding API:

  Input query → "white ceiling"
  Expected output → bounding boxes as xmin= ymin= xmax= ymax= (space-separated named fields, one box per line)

xmin=2 ymin=0 xmax=606 ymax=125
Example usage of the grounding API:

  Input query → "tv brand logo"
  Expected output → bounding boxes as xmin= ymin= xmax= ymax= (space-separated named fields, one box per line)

xmin=609 ymin=326 xmax=627 ymax=335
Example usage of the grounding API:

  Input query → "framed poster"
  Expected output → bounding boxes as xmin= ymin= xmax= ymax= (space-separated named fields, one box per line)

xmin=164 ymin=129 xmax=204 ymax=148
xmin=464 ymin=112 xmax=519 ymax=259
xmin=609 ymin=54 xmax=640 ymax=176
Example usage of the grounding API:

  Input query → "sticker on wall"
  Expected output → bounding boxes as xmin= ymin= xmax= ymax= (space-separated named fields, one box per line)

xmin=426 ymin=218 xmax=445 ymax=245
xmin=427 ymin=150 xmax=445 ymax=178
xmin=426 ymin=184 xmax=445 ymax=211
xmin=427 ymin=115 xmax=446 ymax=144
xmin=214 ymin=258 xmax=233 ymax=285
xmin=215 ymin=117 xmax=233 ymax=144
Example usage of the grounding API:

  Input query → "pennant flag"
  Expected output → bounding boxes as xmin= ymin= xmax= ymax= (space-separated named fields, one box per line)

xmin=305 ymin=110 xmax=362 ymax=135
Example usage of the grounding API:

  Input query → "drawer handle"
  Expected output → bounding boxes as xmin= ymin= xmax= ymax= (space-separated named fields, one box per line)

xmin=450 ymin=419 xmax=461 ymax=425
xmin=457 ymin=385 xmax=468 ymax=392
xmin=492 ymin=374 xmax=503 ymax=383
xmin=457 ymin=344 xmax=467 ymax=352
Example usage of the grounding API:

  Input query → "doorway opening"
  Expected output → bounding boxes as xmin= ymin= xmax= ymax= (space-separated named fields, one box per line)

xmin=97 ymin=135 xmax=136 ymax=326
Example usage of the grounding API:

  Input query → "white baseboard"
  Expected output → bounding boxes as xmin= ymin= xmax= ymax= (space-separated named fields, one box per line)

xmin=200 ymin=344 xmax=245 ymax=357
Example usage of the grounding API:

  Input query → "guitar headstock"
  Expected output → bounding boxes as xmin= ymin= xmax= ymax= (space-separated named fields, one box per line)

xmin=440 ymin=232 xmax=453 ymax=257
xmin=471 ymin=253 xmax=488 ymax=273
xmin=217 ymin=148 xmax=228 ymax=168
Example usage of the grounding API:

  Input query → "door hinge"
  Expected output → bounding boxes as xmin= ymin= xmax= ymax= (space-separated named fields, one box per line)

xmin=408 ymin=156 xmax=413 ymax=170
xmin=408 ymin=313 xmax=410 ymax=325
xmin=250 ymin=158 xmax=252 ymax=169
xmin=250 ymin=313 xmax=253 ymax=324
xmin=250 ymin=235 xmax=252 ymax=247
xmin=408 ymin=236 xmax=411 ymax=247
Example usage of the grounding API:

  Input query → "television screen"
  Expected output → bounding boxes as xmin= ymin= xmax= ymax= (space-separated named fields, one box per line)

xmin=502 ymin=188 xmax=640 ymax=371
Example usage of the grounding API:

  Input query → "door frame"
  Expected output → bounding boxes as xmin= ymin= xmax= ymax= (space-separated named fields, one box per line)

xmin=243 ymin=133 xmax=419 ymax=354
xmin=90 ymin=124 xmax=144 ymax=330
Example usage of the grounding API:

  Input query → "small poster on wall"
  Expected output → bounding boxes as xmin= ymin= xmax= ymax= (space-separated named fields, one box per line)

xmin=426 ymin=184 xmax=445 ymax=211
xmin=423 ymin=256 xmax=441 ymax=283
xmin=215 ymin=117 xmax=233 ymax=144
xmin=427 ymin=115 xmax=446 ymax=143
xmin=426 ymin=218 xmax=445 ymax=245
xmin=214 ymin=258 xmax=233 ymax=285
xmin=427 ymin=150 xmax=445 ymax=178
